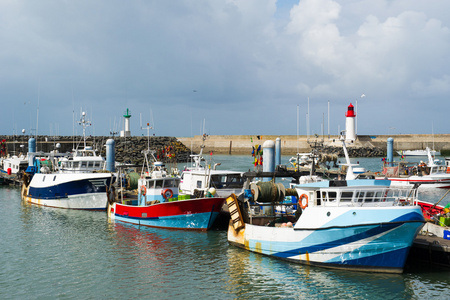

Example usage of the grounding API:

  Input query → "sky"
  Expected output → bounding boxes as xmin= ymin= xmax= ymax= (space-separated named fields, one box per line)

xmin=1 ymin=0 xmax=449 ymax=138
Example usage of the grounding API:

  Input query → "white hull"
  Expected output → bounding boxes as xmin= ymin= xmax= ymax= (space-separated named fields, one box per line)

xmin=398 ymin=150 xmax=441 ymax=156
xmin=25 ymin=193 xmax=108 ymax=210
xmin=377 ymin=176 xmax=450 ymax=189
xmin=23 ymin=172 xmax=112 ymax=210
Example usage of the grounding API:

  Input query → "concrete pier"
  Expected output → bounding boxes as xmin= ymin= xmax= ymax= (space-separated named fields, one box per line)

xmin=178 ymin=134 xmax=450 ymax=155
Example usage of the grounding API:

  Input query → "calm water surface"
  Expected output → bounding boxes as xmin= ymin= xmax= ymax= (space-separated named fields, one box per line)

xmin=1 ymin=155 xmax=450 ymax=299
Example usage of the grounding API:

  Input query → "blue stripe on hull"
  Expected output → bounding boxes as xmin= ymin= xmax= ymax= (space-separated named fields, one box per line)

xmin=248 ymin=221 xmax=423 ymax=269
xmin=330 ymin=247 xmax=410 ymax=268
xmin=114 ymin=211 xmax=220 ymax=230
xmin=28 ymin=177 xmax=111 ymax=200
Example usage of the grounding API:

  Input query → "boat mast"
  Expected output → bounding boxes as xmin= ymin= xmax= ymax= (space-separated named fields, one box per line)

xmin=78 ymin=111 xmax=91 ymax=150
xmin=296 ymin=104 xmax=299 ymax=154
xmin=340 ymin=132 xmax=359 ymax=180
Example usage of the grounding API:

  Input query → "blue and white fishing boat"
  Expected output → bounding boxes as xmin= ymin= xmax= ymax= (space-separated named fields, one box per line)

xmin=227 ymin=136 xmax=426 ymax=273
xmin=21 ymin=112 xmax=115 ymax=210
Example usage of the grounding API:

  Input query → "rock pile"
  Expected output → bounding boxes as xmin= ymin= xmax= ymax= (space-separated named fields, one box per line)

xmin=0 ymin=135 xmax=194 ymax=166
xmin=94 ymin=136 xmax=193 ymax=165
xmin=312 ymin=145 xmax=385 ymax=157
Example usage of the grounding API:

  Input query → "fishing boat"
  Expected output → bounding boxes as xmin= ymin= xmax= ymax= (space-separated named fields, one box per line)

xmin=0 ymin=155 xmax=28 ymax=175
xmin=397 ymin=149 xmax=441 ymax=156
xmin=378 ymin=147 xmax=450 ymax=189
xmin=226 ymin=136 xmax=425 ymax=273
xmin=21 ymin=112 xmax=115 ymax=210
xmin=179 ymin=145 xmax=243 ymax=198
xmin=108 ymin=149 xmax=226 ymax=231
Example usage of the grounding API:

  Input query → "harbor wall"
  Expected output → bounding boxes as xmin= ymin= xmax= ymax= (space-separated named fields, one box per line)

xmin=178 ymin=134 xmax=450 ymax=156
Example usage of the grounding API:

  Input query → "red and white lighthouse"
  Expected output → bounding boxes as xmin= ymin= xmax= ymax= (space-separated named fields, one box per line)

xmin=345 ymin=103 xmax=356 ymax=141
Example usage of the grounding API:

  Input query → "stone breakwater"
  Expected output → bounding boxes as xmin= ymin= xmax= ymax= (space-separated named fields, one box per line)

xmin=313 ymin=145 xmax=385 ymax=158
xmin=0 ymin=135 xmax=193 ymax=166
xmin=95 ymin=136 xmax=193 ymax=165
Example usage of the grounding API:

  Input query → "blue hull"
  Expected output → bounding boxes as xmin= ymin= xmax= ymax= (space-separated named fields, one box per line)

xmin=114 ymin=211 xmax=221 ymax=230
xmin=28 ymin=177 xmax=111 ymax=200
xmin=241 ymin=221 xmax=423 ymax=272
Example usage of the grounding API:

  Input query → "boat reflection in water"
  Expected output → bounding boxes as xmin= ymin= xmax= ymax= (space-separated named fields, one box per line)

xmin=226 ymin=244 xmax=409 ymax=299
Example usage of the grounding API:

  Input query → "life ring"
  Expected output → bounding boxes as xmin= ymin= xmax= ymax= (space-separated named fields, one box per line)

xmin=162 ymin=189 xmax=173 ymax=200
xmin=140 ymin=185 xmax=147 ymax=197
xmin=299 ymin=194 xmax=308 ymax=209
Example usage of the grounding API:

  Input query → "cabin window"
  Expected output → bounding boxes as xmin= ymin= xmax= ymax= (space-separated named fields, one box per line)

xmin=81 ymin=162 xmax=87 ymax=168
xmin=53 ymin=176 xmax=56 ymax=181
xmin=211 ymin=175 xmax=225 ymax=188
xmin=365 ymin=191 xmax=374 ymax=202
xmin=73 ymin=162 xmax=79 ymax=168
xmin=164 ymin=179 xmax=179 ymax=188
xmin=43 ymin=176 xmax=46 ymax=181
xmin=357 ymin=191 xmax=365 ymax=202
xmin=227 ymin=175 xmax=243 ymax=187
xmin=197 ymin=180 xmax=202 ymax=189
xmin=327 ymin=191 xmax=337 ymax=202
xmin=374 ymin=191 xmax=382 ymax=202
xmin=341 ymin=192 xmax=353 ymax=202
xmin=155 ymin=180 xmax=164 ymax=188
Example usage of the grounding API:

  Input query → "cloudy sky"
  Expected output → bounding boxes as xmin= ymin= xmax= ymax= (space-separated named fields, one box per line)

xmin=1 ymin=0 xmax=449 ymax=138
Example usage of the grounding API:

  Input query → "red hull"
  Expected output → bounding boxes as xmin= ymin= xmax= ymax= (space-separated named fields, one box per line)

xmin=416 ymin=200 xmax=445 ymax=220
xmin=112 ymin=197 xmax=225 ymax=218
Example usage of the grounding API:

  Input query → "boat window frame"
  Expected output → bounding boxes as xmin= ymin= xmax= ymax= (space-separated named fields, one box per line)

xmin=340 ymin=191 xmax=353 ymax=202
xmin=164 ymin=178 xmax=180 ymax=188
xmin=155 ymin=179 xmax=164 ymax=189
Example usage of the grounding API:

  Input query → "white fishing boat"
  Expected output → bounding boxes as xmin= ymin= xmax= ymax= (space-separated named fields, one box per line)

xmin=0 ymin=155 xmax=28 ymax=175
xmin=21 ymin=112 xmax=115 ymax=210
xmin=379 ymin=147 xmax=450 ymax=189
xmin=226 ymin=136 xmax=425 ymax=273
xmin=288 ymin=152 xmax=318 ymax=169
xmin=179 ymin=137 xmax=243 ymax=198
xmin=397 ymin=149 xmax=441 ymax=156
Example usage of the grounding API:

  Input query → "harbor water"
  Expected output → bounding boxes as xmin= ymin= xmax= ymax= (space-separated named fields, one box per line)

xmin=2 ymin=156 xmax=450 ymax=299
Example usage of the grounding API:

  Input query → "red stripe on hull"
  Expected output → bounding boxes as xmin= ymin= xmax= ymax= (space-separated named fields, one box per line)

xmin=114 ymin=197 xmax=225 ymax=218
